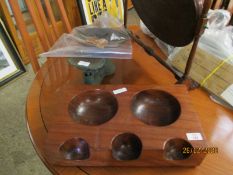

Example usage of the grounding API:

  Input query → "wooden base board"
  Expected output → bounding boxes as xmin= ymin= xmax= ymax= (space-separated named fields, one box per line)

xmin=42 ymin=84 xmax=207 ymax=167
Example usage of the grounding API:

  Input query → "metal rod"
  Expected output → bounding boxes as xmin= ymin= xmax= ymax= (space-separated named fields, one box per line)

xmin=127 ymin=30 xmax=180 ymax=80
xmin=124 ymin=0 xmax=128 ymax=28
xmin=182 ymin=0 xmax=212 ymax=81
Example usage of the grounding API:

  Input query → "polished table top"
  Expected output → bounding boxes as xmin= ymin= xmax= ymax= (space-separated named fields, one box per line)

xmin=26 ymin=27 xmax=233 ymax=175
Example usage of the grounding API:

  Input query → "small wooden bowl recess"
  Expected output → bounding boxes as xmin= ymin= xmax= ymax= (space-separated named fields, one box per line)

xmin=112 ymin=133 xmax=143 ymax=161
xmin=60 ymin=138 xmax=90 ymax=160
xmin=43 ymin=85 xmax=207 ymax=167
xmin=164 ymin=138 xmax=194 ymax=160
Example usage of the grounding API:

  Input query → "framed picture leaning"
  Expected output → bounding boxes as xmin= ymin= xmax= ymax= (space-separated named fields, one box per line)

xmin=0 ymin=19 xmax=25 ymax=87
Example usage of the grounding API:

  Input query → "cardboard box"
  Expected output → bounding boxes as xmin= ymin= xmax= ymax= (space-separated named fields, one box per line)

xmin=171 ymin=44 xmax=233 ymax=106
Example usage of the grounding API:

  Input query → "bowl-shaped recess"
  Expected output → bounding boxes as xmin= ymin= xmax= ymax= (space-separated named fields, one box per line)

xmin=131 ymin=90 xmax=181 ymax=126
xmin=112 ymin=133 xmax=142 ymax=161
xmin=68 ymin=90 xmax=118 ymax=125
xmin=60 ymin=138 xmax=90 ymax=160
xmin=164 ymin=138 xmax=193 ymax=160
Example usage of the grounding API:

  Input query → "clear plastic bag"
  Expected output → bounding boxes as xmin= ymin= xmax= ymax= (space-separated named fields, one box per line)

xmin=207 ymin=9 xmax=231 ymax=30
xmin=40 ymin=13 xmax=132 ymax=59
xmin=168 ymin=26 xmax=233 ymax=63
xmin=198 ymin=26 xmax=233 ymax=61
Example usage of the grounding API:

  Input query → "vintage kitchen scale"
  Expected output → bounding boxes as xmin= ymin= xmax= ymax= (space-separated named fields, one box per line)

xmin=44 ymin=0 xmax=212 ymax=167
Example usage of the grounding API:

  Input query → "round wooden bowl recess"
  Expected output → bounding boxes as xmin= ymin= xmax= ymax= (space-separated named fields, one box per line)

xmin=68 ymin=90 xmax=118 ymax=126
xmin=131 ymin=90 xmax=181 ymax=126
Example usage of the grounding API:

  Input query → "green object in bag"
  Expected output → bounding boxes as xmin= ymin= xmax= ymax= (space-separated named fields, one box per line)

xmin=68 ymin=58 xmax=115 ymax=84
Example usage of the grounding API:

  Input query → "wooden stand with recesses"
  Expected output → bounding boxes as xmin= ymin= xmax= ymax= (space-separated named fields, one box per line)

xmin=43 ymin=84 xmax=207 ymax=167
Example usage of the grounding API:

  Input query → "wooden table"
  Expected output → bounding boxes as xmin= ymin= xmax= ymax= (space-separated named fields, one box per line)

xmin=26 ymin=27 xmax=233 ymax=175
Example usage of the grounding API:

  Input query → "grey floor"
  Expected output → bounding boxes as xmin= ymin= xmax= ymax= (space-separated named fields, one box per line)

xmin=0 ymin=65 xmax=50 ymax=175
xmin=0 ymin=9 xmax=139 ymax=175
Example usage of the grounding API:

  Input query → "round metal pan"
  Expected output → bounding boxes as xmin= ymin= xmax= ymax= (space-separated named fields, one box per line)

xmin=132 ymin=0 xmax=204 ymax=46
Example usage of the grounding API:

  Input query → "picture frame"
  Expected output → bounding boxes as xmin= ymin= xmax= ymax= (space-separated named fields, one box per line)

xmin=77 ymin=0 xmax=124 ymax=24
xmin=0 ymin=19 xmax=25 ymax=87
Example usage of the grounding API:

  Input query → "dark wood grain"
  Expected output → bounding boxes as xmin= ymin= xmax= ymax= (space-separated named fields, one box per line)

xmin=43 ymin=84 xmax=206 ymax=167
